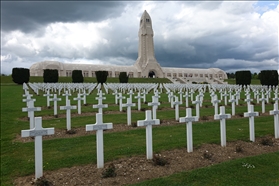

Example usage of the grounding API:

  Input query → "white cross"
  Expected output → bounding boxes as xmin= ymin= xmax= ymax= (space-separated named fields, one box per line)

xmin=222 ymin=91 xmax=229 ymax=106
xmin=22 ymin=100 xmax=41 ymax=129
xmin=183 ymin=91 xmax=190 ymax=107
xmin=118 ymin=93 xmax=126 ymax=112
xmin=93 ymin=93 xmax=108 ymax=114
xmin=244 ymin=94 xmax=253 ymax=111
xmin=273 ymin=93 xmax=279 ymax=105
xmin=212 ymin=94 xmax=221 ymax=116
xmin=148 ymin=96 xmax=160 ymax=119
xmin=122 ymin=98 xmax=136 ymax=125
xmin=168 ymin=92 xmax=175 ymax=108
xmin=197 ymin=91 xmax=204 ymax=107
xmin=134 ymin=92 xmax=144 ymax=111
xmin=178 ymin=89 xmax=184 ymax=104
xmin=192 ymin=95 xmax=201 ymax=118
xmin=49 ymin=94 xmax=61 ymax=116
xmin=112 ymin=90 xmax=118 ymax=104
xmin=23 ymin=95 xmax=36 ymax=117
xmin=86 ymin=113 xmax=113 ymax=168
xmin=60 ymin=100 xmax=77 ymax=130
xmin=43 ymin=90 xmax=53 ymax=107
xmin=269 ymin=103 xmax=279 ymax=138
xmin=141 ymin=89 xmax=148 ymax=103
xmin=214 ymin=106 xmax=231 ymax=147
xmin=137 ymin=110 xmax=160 ymax=159
xmin=244 ymin=105 xmax=259 ymax=142
xmin=73 ymin=93 xmax=83 ymax=114
xmin=259 ymin=93 xmax=267 ymax=113
xmin=173 ymin=96 xmax=181 ymax=121
xmin=79 ymin=90 xmax=88 ymax=105
xmin=179 ymin=108 xmax=198 ymax=152
xmin=62 ymin=91 xmax=71 ymax=102
xmin=128 ymin=89 xmax=134 ymax=100
xmin=21 ymin=117 xmax=54 ymax=179
xmin=229 ymin=95 xmax=237 ymax=116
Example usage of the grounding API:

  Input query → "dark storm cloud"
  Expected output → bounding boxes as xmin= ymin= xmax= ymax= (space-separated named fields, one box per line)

xmin=1 ymin=1 xmax=125 ymax=33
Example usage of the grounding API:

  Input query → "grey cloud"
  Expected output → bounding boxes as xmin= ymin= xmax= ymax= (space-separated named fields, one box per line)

xmin=1 ymin=1 xmax=125 ymax=33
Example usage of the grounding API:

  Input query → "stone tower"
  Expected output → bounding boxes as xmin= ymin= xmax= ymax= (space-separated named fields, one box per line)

xmin=134 ymin=10 xmax=164 ymax=78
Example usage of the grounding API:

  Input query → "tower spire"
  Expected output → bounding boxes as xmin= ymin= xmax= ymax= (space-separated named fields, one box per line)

xmin=134 ymin=10 xmax=163 ymax=78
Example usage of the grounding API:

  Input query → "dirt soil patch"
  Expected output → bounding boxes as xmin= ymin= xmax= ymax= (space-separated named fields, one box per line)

xmin=14 ymin=136 xmax=278 ymax=186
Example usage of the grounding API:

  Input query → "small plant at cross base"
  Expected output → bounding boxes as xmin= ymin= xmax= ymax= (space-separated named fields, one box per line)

xmin=140 ymin=108 xmax=146 ymax=111
xmin=66 ymin=129 xmax=76 ymax=135
xmin=203 ymin=151 xmax=213 ymax=160
xmin=260 ymin=137 xmax=273 ymax=146
xmin=34 ymin=176 xmax=53 ymax=186
xmin=102 ymin=163 xmax=117 ymax=178
xmin=131 ymin=122 xmax=137 ymax=127
xmin=235 ymin=145 xmax=243 ymax=153
xmin=237 ymin=113 xmax=244 ymax=117
xmin=152 ymin=154 xmax=169 ymax=166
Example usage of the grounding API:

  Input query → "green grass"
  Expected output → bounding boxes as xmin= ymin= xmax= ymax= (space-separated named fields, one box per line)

xmin=131 ymin=151 xmax=279 ymax=186
xmin=225 ymin=79 xmax=262 ymax=85
xmin=1 ymin=83 xmax=278 ymax=185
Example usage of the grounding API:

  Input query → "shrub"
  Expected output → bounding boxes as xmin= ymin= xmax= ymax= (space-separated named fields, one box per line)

xmin=153 ymin=154 xmax=169 ymax=166
xmin=43 ymin=69 xmax=58 ymax=83
xmin=259 ymin=70 xmax=278 ymax=86
xmin=12 ymin=68 xmax=30 ymax=84
xmin=102 ymin=163 xmax=116 ymax=178
xmin=95 ymin=71 xmax=108 ymax=84
xmin=72 ymin=70 xmax=83 ymax=83
xmin=235 ymin=71 xmax=251 ymax=86
xmin=119 ymin=72 xmax=129 ymax=83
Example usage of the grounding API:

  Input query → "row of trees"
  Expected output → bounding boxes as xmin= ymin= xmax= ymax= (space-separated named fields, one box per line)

xmin=12 ymin=68 xmax=130 ymax=84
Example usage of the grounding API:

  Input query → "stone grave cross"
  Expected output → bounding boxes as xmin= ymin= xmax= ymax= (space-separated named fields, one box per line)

xmin=137 ymin=110 xmax=160 ymax=159
xmin=21 ymin=117 xmax=54 ymax=179
xmin=60 ymin=100 xmax=77 ymax=131
xmin=183 ymin=90 xmax=190 ymax=107
xmin=212 ymin=94 xmax=221 ymax=116
xmin=259 ymin=93 xmax=267 ymax=113
xmin=93 ymin=93 xmax=108 ymax=114
xmin=244 ymin=105 xmax=259 ymax=142
xmin=117 ymin=93 xmax=126 ymax=112
xmin=244 ymin=94 xmax=253 ymax=111
xmin=22 ymin=99 xmax=41 ymax=129
xmin=173 ymin=96 xmax=181 ymax=121
xmin=269 ymin=103 xmax=279 ymax=138
xmin=179 ymin=108 xmax=199 ymax=152
xmin=214 ymin=106 xmax=231 ymax=147
xmin=49 ymin=94 xmax=61 ymax=116
xmin=122 ymin=97 xmax=136 ymax=125
xmin=43 ymin=90 xmax=53 ymax=107
xmin=229 ymin=94 xmax=237 ymax=116
xmin=134 ymin=92 xmax=144 ymax=111
xmin=73 ymin=93 xmax=83 ymax=114
xmin=62 ymin=91 xmax=71 ymax=102
xmin=86 ymin=113 xmax=113 ymax=168
xmin=192 ymin=95 xmax=201 ymax=118
xmin=148 ymin=96 xmax=160 ymax=119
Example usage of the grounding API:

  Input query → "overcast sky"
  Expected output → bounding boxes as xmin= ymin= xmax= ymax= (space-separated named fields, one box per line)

xmin=1 ymin=1 xmax=278 ymax=75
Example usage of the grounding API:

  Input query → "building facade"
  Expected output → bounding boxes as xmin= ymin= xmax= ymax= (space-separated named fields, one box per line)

xmin=30 ymin=10 xmax=227 ymax=83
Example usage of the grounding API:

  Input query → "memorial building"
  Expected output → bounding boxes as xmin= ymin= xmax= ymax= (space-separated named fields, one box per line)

xmin=30 ymin=10 xmax=227 ymax=84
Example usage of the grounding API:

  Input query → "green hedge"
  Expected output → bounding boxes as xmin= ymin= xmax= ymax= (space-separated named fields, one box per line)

xmin=119 ymin=72 xmax=129 ymax=83
xmin=260 ymin=70 xmax=278 ymax=86
xmin=12 ymin=68 xmax=30 ymax=84
xmin=95 ymin=71 xmax=108 ymax=84
xmin=235 ymin=70 xmax=251 ymax=86
xmin=43 ymin=69 xmax=59 ymax=83
xmin=72 ymin=70 xmax=84 ymax=83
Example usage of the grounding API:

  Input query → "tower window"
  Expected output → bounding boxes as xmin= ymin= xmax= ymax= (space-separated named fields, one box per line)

xmin=146 ymin=18 xmax=150 ymax=22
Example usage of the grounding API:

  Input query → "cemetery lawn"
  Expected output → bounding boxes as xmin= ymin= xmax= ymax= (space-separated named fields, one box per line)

xmin=1 ymin=84 xmax=278 ymax=186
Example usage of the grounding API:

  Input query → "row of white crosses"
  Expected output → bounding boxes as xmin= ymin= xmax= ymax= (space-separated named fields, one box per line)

xmin=20 ymin=83 xmax=279 ymax=180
